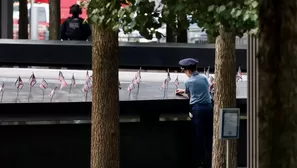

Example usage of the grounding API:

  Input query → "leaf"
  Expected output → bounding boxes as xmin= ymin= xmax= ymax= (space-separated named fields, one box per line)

xmin=251 ymin=1 xmax=258 ymax=8
xmin=243 ymin=13 xmax=250 ymax=21
xmin=250 ymin=14 xmax=258 ymax=21
xmin=236 ymin=10 xmax=242 ymax=17
xmin=217 ymin=5 xmax=226 ymax=13
xmin=208 ymin=5 xmax=215 ymax=12
xmin=106 ymin=2 xmax=111 ymax=8
xmin=112 ymin=24 xmax=120 ymax=31
xmin=90 ymin=15 xmax=99 ymax=23
xmin=175 ymin=3 xmax=185 ymax=12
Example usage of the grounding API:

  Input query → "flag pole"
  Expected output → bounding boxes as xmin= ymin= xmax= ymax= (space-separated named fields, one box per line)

xmin=50 ymin=92 xmax=55 ymax=102
xmin=85 ymin=89 xmax=88 ymax=101
xmin=0 ymin=91 xmax=4 ymax=103
xmin=166 ymin=68 xmax=170 ymax=98
xmin=69 ymin=84 xmax=72 ymax=94
xmin=42 ymin=89 xmax=45 ymax=101
xmin=16 ymin=88 xmax=19 ymax=99
xmin=50 ymin=90 xmax=55 ymax=102
xmin=136 ymin=67 xmax=141 ymax=97
xmin=163 ymin=79 xmax=166 ymax=99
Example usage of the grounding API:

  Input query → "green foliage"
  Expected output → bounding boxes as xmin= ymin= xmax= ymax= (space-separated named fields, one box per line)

xmin=80 ymin=0 xmax=163 ymax=40
xmin=161 ymin=0 xmax=258 ymax=38
xmin=80 ymin=0 xmax=258 ymax=40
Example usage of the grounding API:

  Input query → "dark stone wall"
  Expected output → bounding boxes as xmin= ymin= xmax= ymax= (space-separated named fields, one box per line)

xmin=0 ymin=120 xmax=247 ymax=168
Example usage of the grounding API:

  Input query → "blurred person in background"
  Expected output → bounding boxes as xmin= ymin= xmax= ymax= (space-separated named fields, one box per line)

xmin=60 ymin=4 xmax=91 ymax=41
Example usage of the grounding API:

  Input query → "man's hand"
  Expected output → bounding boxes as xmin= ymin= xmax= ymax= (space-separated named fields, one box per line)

xmin=176 ymin=89 xmax=185 ymax=95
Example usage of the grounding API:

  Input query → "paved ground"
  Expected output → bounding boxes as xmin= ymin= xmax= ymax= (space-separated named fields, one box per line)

xmin=0 ymin=68 xmax=247 ymax=103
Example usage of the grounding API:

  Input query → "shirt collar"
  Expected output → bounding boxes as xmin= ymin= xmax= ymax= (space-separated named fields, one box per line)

xmin=191 ymin=71 xmax=199 ymax=77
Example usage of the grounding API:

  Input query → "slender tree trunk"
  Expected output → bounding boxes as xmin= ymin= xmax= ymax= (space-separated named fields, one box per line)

xmin=49 ymin=0 xmax=60 ymax=40
xmin=90 ymin=24 xmax=120 ymax=168
xmin=166 ymin=26 xmax=176 ymax=42
xmin=19 ymin=0 xmax=28 ymax=39
xmin=176 ymin=28 xmax=187 ymax=43
xmin=212 ymin=25 xmax=237 ymax=168
xmin=259 ymin=1 xmax=297 ymax=167
xmin=176 ymin=16 xmax=188 ymax=43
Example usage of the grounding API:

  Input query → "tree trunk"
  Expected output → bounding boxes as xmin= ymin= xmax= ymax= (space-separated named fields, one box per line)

xmin=90 ymin=24 xmax=120 ymax=168
xmin=166 ymin=26 xmax=176 ymax=42
xmin=49 ymin=0 xmax=60 ymax=40
xmin=212 ymin=25 xmax=237 ymax=168
xmin=258 ymin=1 xmax=297 ymax=167
xmin=19 ymin=0 xmax=28 ymax=39
xmin=176 ymin=28 xmax=187 ymax=43
xmin=176 ymin=17 xmax=188 ymax=43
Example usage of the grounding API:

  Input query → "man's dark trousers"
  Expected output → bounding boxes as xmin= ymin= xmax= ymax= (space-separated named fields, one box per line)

xmin=191 ymin=103 xmax=213 ymax=168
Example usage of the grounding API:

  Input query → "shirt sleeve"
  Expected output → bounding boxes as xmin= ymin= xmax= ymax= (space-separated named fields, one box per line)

xmin=185 ymin=80 xmax=190 ymax=94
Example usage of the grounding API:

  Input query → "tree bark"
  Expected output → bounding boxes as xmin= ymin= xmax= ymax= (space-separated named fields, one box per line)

xmin=166 ymin=26 xmax=176 ymax=42
xmin=259 ymin=1 xmax=297 ymax=167
xmin=19 ymin=0 xmax=28 ymax=39
xmin=90 ymin=24 xmax=120 ymax=168
xmin=49 ymin=0 xmax=60 ymax=40
xmin=212 ymin=25 xmax=237 ymax=168
xmin=176 ymin=16 xmax=188 ymax=43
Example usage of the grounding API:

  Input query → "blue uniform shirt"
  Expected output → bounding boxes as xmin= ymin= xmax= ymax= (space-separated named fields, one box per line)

xmin=185 ymin=71 xmax=212 ymax=105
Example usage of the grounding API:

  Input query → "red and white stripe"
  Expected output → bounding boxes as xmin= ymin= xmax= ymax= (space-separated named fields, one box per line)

xmin=39 ymin=79 xmax=48 ymax=90
xmin=49 ymin=86 xmax=57 ymax=97
xmin=60 ymin=80 xmax=68 ymax=89
xmin=29 ymin=73 xmax=37 ymax=87
xmin=127 ymin=82 xmax=135 ymax=92
xmin=15 ymin=76 xmax=24 ymax=90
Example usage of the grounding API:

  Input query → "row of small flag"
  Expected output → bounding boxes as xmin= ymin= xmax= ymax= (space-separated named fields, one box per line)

xmin=125 ymin=68 xmax=179 ymax=94
xmin=0 ymin=71 xmax=93 ymax=97
xmin=0 ymin=66 xmax=242 ymax=96
xmin=203 ymin=66 xmax=243 ymax=82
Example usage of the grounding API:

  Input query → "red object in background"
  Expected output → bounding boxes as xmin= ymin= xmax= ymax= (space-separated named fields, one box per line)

xmin=35 ymin=0 xmax=87 ymax=24
xmin=60 ymin=0 xmax=87 ymax=24
xmin=34 ymin=0 xmax=48 ymax=3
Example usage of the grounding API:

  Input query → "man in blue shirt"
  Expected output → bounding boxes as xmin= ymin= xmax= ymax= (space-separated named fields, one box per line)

xmin=176 ymin=58 xmax=213 ymax=168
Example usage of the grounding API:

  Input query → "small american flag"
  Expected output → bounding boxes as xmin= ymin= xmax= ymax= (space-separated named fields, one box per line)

xmin=133 ymin=69 xmax=141 ymax=85
xmin=71 ymin=74 xmax=76 ymax=87
xmin=160 ymin=79 xmax=167 ymax=89
xmin=174 ymin=75 xmax=179 ymax=86
xmin=40 ymin=79 xmax=48 ymax=90
xmin=82 ymin=82 xmax=90 ymax=93
xmin=134 ymin=69 xmax=141 ymax=80
xmin=205 ymin=66 xmax=210 ymax=78
xmin=160 ymin=71 xmax=171 ymax=89
xmin=60 ymin=80 xmax=68 ymax=89
xmin=86 ymin=71 xmax=90 ymax=80
xmin=127 ymin=82 xmax=135 ymax=92
xmin=133 ymin=77 xmax=141 ymax=85
xmin=29 ymin=73 xmax=37 ymax=87
xmin=15 ymin=76 xmax=24 ymax=90
xmin=236 ymin=66 xmax=242 ymax=82
xmin=58 ymin=71 xmax=65 ymax=82
xmin=49 ymin=86 xmax=57 ymax=97
xmin=209 ymin=76 xmax=215 ymax=90
xmin=166 ymin=71 xmax=171 ymax=83
xmin=0 ymin=81 xmax=4 ymax=92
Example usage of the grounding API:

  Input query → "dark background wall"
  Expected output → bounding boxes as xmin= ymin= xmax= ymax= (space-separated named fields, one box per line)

xmin=0 ymin=40 xmax=247 ymax=72
xmin=0 ymin=120 xmax=247 ymax=168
